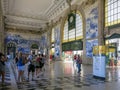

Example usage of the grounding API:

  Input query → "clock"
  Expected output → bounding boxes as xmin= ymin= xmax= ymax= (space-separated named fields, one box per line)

xmin=69 ymin=16 xmax=74 ymax=23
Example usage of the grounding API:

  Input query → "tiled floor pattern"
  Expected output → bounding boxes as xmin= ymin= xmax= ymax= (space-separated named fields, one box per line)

xmin=1 ymin=61 xmax=120 ymax=90
xmin=16 ymin=73 xmax=120 ymax=90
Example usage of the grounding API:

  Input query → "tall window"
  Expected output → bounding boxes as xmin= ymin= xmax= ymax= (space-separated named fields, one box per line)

xmin=63 ymin=11 xmax=83 ymax=42
xmin=51 ymin=28 xmax=55 ymax=43
xmin=105 ymin=0 xmax=120 ymax=27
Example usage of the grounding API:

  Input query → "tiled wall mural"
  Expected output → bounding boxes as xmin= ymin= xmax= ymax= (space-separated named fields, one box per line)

xmin=54 ymin=26 xmax=60 ymax=57
xmin=39 ymin=34 xmax=48 ymax=54
xmin=86 ymin=7 xmax=98 ymax=39
xmin=5 ymin=34 xmax=40 ymax=54
xmin=86 ymin=6 xmax=98 ymax=58
xmin=86 ymin=39 xmax=98 ymax=58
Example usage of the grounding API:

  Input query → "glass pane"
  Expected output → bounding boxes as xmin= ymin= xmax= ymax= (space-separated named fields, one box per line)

xmin=111 ymin=10 xmax=114 ymax=15
xmin=111 ymin=15 xmax=114 ymax=22
xmin=108 ymin=11 xmax=111 ymax=16
xmin=113 ymin=2 xmax=117 ymax=8
xmin=118 ymin=7 xmax=120 ymax=13
xmin=111 ymin=0 xmax=114 ymax=4
xmin=113 ymin=14 xmax=117 ymax=21
xmin=114 ymin=8 xmax=118 ymax=14
xmin=118 ymin=13 xmax=120 ymax=19
xmin=111 ymin=4 xmax=114 ymax=9
xmin=76 ymin=13 xmax=83 ymax=39
xmin=118 ymin=0 xmax=120 ymax=7
xmin=107 ymin=17 xmax=110 ymax=22
xmin=108 ymin=5 xmax=111 ymax=11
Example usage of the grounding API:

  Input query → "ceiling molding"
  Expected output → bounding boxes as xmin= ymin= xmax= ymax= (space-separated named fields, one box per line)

xmin=4 ymin=15 xmax=48 ymax=30
xmin=6 ymin=27 xmax=42 ymax=35
xmin=45 ymin=0 xmax=68 ymax=20
xmin=1 ymin=0 xmax=78 ymax=31
xmin=5 ymin=24 xmax=44 ymax=32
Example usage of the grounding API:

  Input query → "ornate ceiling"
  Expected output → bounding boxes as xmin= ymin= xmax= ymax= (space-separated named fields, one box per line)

xmin=1 ymin=0 xmax=81 ymax=31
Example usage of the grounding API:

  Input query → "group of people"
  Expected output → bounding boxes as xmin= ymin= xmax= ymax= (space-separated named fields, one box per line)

xmin=15 ymin=52 xmax=46 ymax=83
xmin=73 ymin=54 xmax=82 ymax=73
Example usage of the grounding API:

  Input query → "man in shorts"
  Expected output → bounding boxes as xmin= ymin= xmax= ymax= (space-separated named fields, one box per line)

xmin=27 ymin=54 xmax=35 ymax=81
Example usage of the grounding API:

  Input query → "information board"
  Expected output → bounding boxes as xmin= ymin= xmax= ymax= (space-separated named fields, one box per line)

xmin=93 ymin=46 xmax=106 ymax=79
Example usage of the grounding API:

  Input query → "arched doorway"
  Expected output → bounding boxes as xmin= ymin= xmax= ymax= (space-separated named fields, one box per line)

xmin=31 ymin=43 xmax=39 ymax=55
xmin=105 ymin=33 xmax=120 ymax=66
xmin=7 ymin=42 xmax=16 ymax=60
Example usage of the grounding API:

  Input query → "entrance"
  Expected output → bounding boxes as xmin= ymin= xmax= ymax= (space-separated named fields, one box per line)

xmin=62 ymin=50 xmax=83 ymax=62
xmin=62 ymin=39 xmax=83 ymax=62
xmin=105 ymin=33 xmax=120 ymax=66
xmin=31 ymin=43 xmax=39 ymax=55
xmin=7 ymin=42 xmax=16 ymax=60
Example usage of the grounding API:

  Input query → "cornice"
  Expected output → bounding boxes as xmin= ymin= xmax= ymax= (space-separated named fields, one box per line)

xmin=5 ymin=26 xmax=42 ymax=35
xmin=45 ymin=0 xmax=69 ymax=21
xmin=5 ymin=24 xmax=45 ymax=32
xmin=4 ymin=15 xmax=48 ymax=29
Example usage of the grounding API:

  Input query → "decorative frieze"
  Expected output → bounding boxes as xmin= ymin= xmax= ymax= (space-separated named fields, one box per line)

xmin=81 ymin=0 xmax=97 ymax=9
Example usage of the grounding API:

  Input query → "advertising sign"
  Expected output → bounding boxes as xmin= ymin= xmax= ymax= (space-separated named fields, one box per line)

xmin=93 ymin=46 xmax=106 ymax=79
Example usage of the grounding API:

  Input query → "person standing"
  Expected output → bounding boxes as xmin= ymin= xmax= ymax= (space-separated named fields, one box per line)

xmin=76 ymin=55 xmax=82 ymax=73
xmin=0 ymin=52 xmax=7 ymax=85
xmin=17 ymin=52 xmax=26 ymax=83
xmin=27 ymin=53 xmax=35 ymax=81
xmin=35 ymin=54 xmax=41 ymax=77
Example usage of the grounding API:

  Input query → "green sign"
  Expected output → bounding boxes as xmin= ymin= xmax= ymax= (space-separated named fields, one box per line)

xmin=68 ymin=13 xmax=76 ymax=30
xmin=62 ymin=40 xmax=83 ymax=51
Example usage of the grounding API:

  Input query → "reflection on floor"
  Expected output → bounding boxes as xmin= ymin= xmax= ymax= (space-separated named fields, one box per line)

xmin=1 ymin=61 xmax=120 ymax=90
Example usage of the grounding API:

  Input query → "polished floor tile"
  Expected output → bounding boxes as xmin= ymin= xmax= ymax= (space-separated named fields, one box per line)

xmin=1 ymin=61 xmax=120 ymax=90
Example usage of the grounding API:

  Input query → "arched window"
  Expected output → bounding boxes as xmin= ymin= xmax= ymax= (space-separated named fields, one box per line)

xmin=105 ymin=0 xmax=120 ymax=27
xmin=51 ymin=28 xmax=55 ymax=43
xmin=31 ymin=44 xmax=39 ymax=49
xmin=63 ymin=11 xmax=83 ymax=43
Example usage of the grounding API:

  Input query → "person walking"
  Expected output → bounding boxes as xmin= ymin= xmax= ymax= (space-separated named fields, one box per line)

xmin=76 ymin=55 xmax=82 ymax=73
xmin=35 ymin=54 xmax=41 ymax=77
xmin=27 ymin=53 xmax=35 ymax=81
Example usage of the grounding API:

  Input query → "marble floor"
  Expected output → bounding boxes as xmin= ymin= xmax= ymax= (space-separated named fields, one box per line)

xmin=1 ymin=60 xmax=120 ymax=90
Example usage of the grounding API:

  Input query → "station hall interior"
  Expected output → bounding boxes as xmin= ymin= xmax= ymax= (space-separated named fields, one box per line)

xmin=1 ymin=0 xmax=120 ymax=90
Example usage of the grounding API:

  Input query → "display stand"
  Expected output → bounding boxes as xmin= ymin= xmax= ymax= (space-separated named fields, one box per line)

xmin=93 ymin=46 xmax=106 ymax=80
